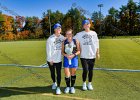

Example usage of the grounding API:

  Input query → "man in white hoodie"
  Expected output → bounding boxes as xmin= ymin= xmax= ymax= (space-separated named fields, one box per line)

xmin=46 ymin=23 xmax=64 ymax=95
xmin=74 ymin=20 xmax=100 ymax=91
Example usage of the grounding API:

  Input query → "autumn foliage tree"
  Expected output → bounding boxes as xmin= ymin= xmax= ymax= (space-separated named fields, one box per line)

xmin=0 ymin=0 xmax=140 ymax=41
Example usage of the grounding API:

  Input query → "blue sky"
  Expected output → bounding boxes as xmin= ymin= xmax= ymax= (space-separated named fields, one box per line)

xmin=0 ymin=0 xmax=139 ymax=19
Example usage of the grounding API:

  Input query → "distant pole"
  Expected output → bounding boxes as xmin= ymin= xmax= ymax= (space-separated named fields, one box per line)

xmin=98 ymin=4 xmax=103 ymax=36
xmin=49 ymin=11 xmax=51 ymax=35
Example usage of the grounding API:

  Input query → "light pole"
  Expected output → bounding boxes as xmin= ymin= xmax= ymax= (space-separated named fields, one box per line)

xmin=98 ymin=4 xmax=103 ymax=36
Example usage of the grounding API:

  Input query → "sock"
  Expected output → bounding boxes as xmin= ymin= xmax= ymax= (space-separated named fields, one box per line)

xmin=71 ymin=75 xmax=76 ymax=87
xmin=65 ymin=77 xmax=70 ymax=87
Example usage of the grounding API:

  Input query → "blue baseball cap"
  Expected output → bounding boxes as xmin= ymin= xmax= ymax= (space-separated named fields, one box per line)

xmin=53 ymin=23 xmax=61 ymax=29
xmin=82 ymin=20 xmax=90 ymax=26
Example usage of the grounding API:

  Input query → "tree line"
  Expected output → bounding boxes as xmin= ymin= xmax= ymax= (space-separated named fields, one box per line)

xmin=0 ymin=0 xmax=139 ymax=40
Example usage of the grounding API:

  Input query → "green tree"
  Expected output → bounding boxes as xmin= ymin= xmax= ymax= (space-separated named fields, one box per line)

xmin=91 ymin=11 xmax=104 ymax=35
xmin=119 ymin=0 xmax=139 ymax=35
xmin=108 ymin=7 xmax=119 ymax=22
xmin=108 ymin=7 xmax=119 ymax=36
xmin=41 ymin=10 xmax=64 ymax=37
xmin=23 ymin=16 xmax=40 ymax=33
xmin=22 ymin=16 xmax=41 ymax=38
xmin=127 ymin=0 xmax=138 ymax=35
xmin=62 ymin=8 xmax=85 ymax=35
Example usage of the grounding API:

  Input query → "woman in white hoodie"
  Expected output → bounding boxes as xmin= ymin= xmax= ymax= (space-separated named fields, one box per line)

xmin=46 ymin=23 xmax=64 ymax=95
xmin=74 ymin=20 xmax=100 ymax=91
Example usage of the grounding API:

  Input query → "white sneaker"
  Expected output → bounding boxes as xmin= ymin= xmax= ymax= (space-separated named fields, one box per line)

xmin=87 ymin=83 xmax=93 ymax=90
xmin=70 ymin=87 xmax=75 ymax=94
xmin=82 ymin=82 xmax=87 ymax=91
xmin=52 ymin=82 xmax=57 ymax=90
xmin=64 ymin=87 xmax=70 ymax=93
xmin=56 ymin=87 xmax=61 ymax=95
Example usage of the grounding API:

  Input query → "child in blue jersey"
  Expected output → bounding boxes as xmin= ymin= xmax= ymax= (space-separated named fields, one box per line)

xmin=61 ymin=29 xmax=80 ymax=94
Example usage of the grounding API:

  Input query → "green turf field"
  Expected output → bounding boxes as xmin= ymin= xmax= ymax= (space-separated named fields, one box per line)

xmin=0 ymin=38 xmax=140 ymax=100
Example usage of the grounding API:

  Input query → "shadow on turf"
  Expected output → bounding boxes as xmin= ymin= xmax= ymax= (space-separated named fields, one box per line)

xmin=0 ymin=85 xmax=83 ymax=98
xmin=0 ymin=85 xmax=55 ymax=98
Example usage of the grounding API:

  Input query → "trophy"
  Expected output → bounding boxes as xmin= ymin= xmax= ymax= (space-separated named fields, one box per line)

xmin=65 ymin=43 xmax=73 ymax=65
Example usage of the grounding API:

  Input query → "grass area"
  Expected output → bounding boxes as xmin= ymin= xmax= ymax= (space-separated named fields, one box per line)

xmin=0 ymin=38 xmax=140 ymax=100
xmin=99 ymin=35 xmax=140 ymax=39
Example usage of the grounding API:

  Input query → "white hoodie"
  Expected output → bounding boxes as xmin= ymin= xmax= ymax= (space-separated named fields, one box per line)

xmin=74 ymin=31 xmax=99 ymax=59
xmin=46 ymin=34 xmax=64 ymax=63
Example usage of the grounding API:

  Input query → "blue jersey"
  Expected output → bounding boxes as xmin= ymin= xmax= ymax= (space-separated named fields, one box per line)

xmin=63 ymin=39 xmax=78 ymax=68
